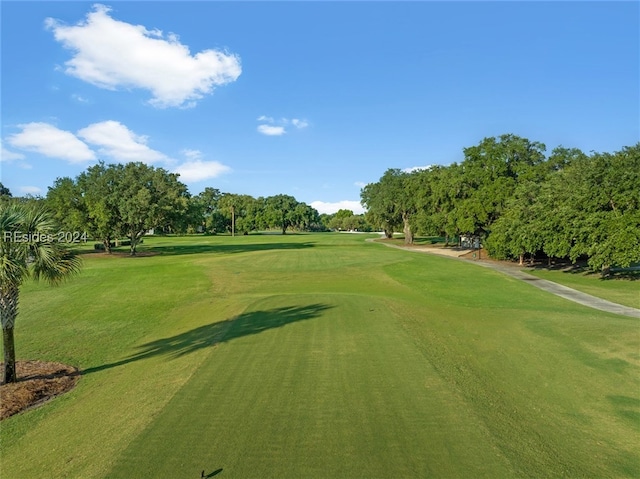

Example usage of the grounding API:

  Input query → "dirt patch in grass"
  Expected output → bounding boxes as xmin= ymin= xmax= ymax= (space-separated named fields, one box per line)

xmin=0 ymin=360 xmax=80 ymax=420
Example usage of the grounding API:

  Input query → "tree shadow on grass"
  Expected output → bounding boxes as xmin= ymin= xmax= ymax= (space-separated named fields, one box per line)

xmin=83 ymin=303 xmax=333 ymax=375
xmin=142 ymin=241 xmax=316 ymax=257
xmin=528 ymin=261 xmax=640 ymax=281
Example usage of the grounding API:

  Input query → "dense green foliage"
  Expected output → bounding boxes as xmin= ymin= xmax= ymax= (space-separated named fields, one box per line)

xmin=362 ymin=135 xmax=640 ymax=273
xmin=0 ymin=182 xmax=12 ymax=199
xmin=361 ymin=169 xmax=418 ymax=244
xmin=323 ymin=209 xmax=373 ymax=232
xmin=47 ymin=162 xmax=189 ymax=255
xmin=45 ymin=164 xmax=325 ymax=248
xmin=1 ymin=234 xmax=638 ymax=478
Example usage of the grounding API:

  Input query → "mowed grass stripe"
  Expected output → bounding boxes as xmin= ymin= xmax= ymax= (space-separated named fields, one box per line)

xmin=105 ymin=294 xmax=513 ymax=479
xmin=384 ymin=259 xmax=640 ymax=478
xmin=0 ymin=255 xmax=235 ymax=479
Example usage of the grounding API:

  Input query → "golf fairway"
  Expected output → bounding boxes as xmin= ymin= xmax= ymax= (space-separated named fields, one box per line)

xmin=1 ymin=234 xmax=638 ymax=478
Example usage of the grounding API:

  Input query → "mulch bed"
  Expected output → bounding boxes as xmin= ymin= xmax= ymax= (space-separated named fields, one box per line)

xmin=0 ymin=360 xmax=80 ymax=420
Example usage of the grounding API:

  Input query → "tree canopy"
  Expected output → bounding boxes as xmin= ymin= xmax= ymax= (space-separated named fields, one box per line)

xmin=0 ymin=182 xmax=12 ymax=199
xmin=32 ymin=134 xmax=640 ymax=273
xmin=361 ymin=136 xmax=640 ymax=274
xmin=44 ymin=164 xmax=323 ymax=244
xmin=46 ymin=162 xmax=190 ymax=255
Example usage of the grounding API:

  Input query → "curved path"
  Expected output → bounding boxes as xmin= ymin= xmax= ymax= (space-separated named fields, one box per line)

xmin=370 ymin=239 xmax=640 ymax=318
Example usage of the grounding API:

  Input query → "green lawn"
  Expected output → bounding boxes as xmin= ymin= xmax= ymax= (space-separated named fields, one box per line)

xmin=1 ymin=233 xmax=638 ymax=478
xmin=382 ymin=235 xmax=639 ymax=309
xmin=526 ymin=267 xmax=640 ymax=309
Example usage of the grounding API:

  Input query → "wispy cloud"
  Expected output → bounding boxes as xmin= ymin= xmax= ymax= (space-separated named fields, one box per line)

xmin=181 ymin=149 xmax=204 ymax=161
xmin=173 ymin=159 xmax=231 ymax=182
xmin=310 ymin=200 xmax=365 ymax=215
xmin=354 ymin=181 xmax=367 ymax=188
xmin=7 ymin=122 xmax=96 ymax=163
xmin=78 ymin=120 xmax=169 ymax=164
xmin=1 ymin=142 xmax=26 ymax=162
xmin=71 ymin=93 xmax=89 ymax=103
xmin=0 ymin=142 xmax=32 ymax=169
xmin=257 ymin=124 xmax=286 ymax=136
xmin=257 ymin=115 xmax=309 ymax=136
xmin=46 ymin=4 xmax=241 ymax=108
xmin=173 ymin=149 xmax=231 ymax=182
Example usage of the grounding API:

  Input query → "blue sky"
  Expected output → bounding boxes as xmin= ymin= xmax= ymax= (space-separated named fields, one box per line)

xmin=1 ymin=1 xmax=638 ymax=214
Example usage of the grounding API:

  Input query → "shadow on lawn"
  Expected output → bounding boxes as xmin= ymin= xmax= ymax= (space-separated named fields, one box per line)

xmin=83 ymin=303 xmax=333 ymax=375
xmin=142 ymin=241 xmax=315 ymax=257
xmin=527 ymin=262 xmax=640 ymax=281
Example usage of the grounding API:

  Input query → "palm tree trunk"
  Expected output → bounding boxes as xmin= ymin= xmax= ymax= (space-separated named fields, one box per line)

xmin=3 ymin=326 xmax=16 ymax=383
xmin=1 ymin=283 xmax=19 ymax=383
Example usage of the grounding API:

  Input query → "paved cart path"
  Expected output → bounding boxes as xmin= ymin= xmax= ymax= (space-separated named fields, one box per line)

xmin=370 ymin=239 xmax=640 ymax=318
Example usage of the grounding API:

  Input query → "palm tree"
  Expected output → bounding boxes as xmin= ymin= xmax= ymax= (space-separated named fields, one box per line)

xmin=1 ymin=202 xmax=82 ymax=383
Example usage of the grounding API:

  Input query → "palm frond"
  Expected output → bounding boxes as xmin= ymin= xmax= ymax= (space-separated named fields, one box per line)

xmin=1 ymin=202 xmax=82 ymax=287
xmin=32 ymin=246 xmax=82 ymax=285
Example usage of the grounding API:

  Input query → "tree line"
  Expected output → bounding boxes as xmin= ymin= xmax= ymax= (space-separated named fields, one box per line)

xmin=1 ymin=165 xmax=374 ymax=257
xmin=3 ymin=132 xmax=637 ymax=270
xmin=361 ymin=134 xmax=640 ymax=274
xmin=38 ymin=162 xmax=334 ymax=255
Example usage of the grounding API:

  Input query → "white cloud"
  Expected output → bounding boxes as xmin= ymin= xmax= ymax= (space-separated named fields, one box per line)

xmin=291 ymin=118 xmax=309 ymax=129
xmin=1 ymin=143 xmax=26 ymax=162
xmin=257 ymin=124 xmax=286 ymax=136
xmin=402 ymin=165 xmax=433 ymax=173
xmin=256 ymin=115 xmax=308 ymax=135
xmin=46 ymin=4 xmax=241 ymax=108
xmin=310 ymin=200 xmax=365 ymax=215
xmin=7 ymin=122 xmax=96 ymax=163
xmin=354 ymin=181 xmax=367 ymax=188
xmin=173 ymin=160 xmax=231 ymax=182
xmin=6 ymin=120 xmax=178 ymax=166
xmin=71 ymin=93 xmax=89 ymax=103
xmin=78 ymin=120 xmax=168 ymax=164
xmin=181 ymin=149 xmax=203 ymax=161
xmin=18 ymin=186 xmax=43 ymax=195
xmin=0 ymin=143 xmax=33 ymax=169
